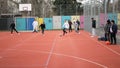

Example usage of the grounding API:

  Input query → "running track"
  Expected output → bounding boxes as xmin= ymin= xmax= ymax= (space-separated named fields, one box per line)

xmin=0 ymin=30 xmax=120 ymax=68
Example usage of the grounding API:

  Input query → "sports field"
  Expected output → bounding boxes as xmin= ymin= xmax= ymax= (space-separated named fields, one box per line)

xmin=0 ymin=30 xmax=120 ymax=68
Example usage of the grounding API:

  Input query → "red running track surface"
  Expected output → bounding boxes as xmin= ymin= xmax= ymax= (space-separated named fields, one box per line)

xmin=0 ymin=30 xmax=120 ymax=68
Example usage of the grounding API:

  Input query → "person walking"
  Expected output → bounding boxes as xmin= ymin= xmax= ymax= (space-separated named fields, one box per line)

xmin=110 ymin=20 xmax=118 ymax=45
xmin=74 ymin=21 xmax=79 ymax=34
xmin=68 ymin=20 xmax=72 ymax=32
xmin=10 ymin=22 xmax=19 ymax=34
xmin=40 ymin=23 xmax=46 ymax=35
xmin=76 ymin=20 xmax=80 ymax=34
xmin=32 ymin=20 xmax=38 ymax=33
xmin=62 ymin=20 xmax=69 ymax=36
xmin=91 ymin=18 xmax=96 ymax=37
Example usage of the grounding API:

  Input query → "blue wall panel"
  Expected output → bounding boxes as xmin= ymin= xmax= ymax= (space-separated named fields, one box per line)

xmin=108 ymin=13 xmax=118 ymax=24
xmin=61 ymin=16 xmax=71 ymax=26
xmin=44 ymin=18 xmax=53 ymax=30
xmin=16 ymin=18 xmax=26 ymax=31
xmin=27 ymin=18 xmax=35 ymax=30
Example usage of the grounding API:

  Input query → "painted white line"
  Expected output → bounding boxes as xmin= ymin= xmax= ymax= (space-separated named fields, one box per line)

xmin=0 ymin=33 xmax=39 ymax=55
xmin=8 ymin=49 xmax=50 ymax=55
xmin=95 ymin=41 xmax=120 ymax=56
xmin=0 ymin=64 xmax=45 ymax=67
xmin=68 ymin=34 xmax=108 ymax=68
xmin=53 ymin=53 xmax=108 ymax=68
xmin=45 ymin=34 xmax=58 ymax=68
xmin=0 ymin=56 xmax=3 ymax=59
xmin=83 ymin=32 xmax=120 ymax=56
xmin=7 ymin=49 xmax=108 ymax=68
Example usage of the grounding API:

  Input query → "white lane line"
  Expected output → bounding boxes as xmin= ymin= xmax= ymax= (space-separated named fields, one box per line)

xmin=68 ymin=34 xmax=108 ymax=68
xmin=0 ymin=33 xmax=39 ymax=55
xmin=0 ymin=64 xmax=45 ymax=67
xmin=45 ymin=34 xmax=58 ymax=68
xmin=83 ymin=32 xmax=120 ymax=56
xmin=7 ymin=49 xmax=108 ymax=68
xmin=53 ymin=53 xmax=108 ymax=68
xmin=0 ymin=56 xmax=3 ymax=59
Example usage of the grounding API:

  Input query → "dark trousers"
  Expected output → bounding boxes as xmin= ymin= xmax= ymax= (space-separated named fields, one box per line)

xmin=110 ymin=33 xmax=117 ymax=44
xmin=69 ymin=26 xmax=72 ymax=32
xmin=105 ymin=33 xmax=110 ymax=41
xmin=11 ymin=28 xmax=18 ymax=34
xmin=63 ymin=28 xmax=67 ymax=35
xmin=33 ymin=29 xmax=37 ymax=33
xmin=41 ymin=29 xmax=44 ymax=34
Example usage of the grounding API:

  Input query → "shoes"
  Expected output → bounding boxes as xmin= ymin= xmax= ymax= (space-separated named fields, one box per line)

xmin=11 ymin=34 xmax=13 ymax=36
xmin=110 ymin=43 xmax=117 ymax=45
xmin=91 ymin=36 xmax=94 ymax=37
xmin=18 ymin=33 xmax=20 ymax=35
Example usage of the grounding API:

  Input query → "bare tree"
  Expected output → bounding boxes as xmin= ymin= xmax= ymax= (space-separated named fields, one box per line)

xmin=118 ymin=0 xmax=120 ymax=13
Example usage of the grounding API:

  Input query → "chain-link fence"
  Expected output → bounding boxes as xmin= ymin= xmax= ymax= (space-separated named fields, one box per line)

xmin=83 ymin=0 xmax=120 ymax=44
xmin=52 ymin=4 xmax=83 ymax=16
xmin=83 ymin=0 xmax=120 ymax=32
xmin=0 ymin=0 xmax=120 ymax=30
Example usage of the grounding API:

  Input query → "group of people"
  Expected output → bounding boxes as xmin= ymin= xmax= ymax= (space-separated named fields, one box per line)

xmin=10 ymin=18 xmax=118 ymax=45
xmin=32 ymin=20 xmax=46 ymax=35
xmin=10 ymin=19 xmax=46 ymax=35
xmin=62 ymin=19 xmax=80 ymax=36
xmin=91 ymin=17 xmax=118 ymax=45
xmin=104 ymin=19 xmax=118 ymax=45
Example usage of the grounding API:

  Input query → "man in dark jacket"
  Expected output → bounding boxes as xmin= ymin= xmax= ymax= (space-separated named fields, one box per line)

xmin=40 ymin=23 xmax=46 ymax=35
xmin=68 ymin=20 xmax=72 ymax=32
xmin=104 ymin=19 xmax=111 ymax=41
xmin=110 ymin=20 xmax=118 ymax=45
xmin=10 ymin=22 xmax=19 ymax=34
xmin=91 ymin=18 xmax=96 ymax=37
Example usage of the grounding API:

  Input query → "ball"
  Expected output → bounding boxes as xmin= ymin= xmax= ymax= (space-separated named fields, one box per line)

xmin=105 ymin=41 xmax=110 ymax=45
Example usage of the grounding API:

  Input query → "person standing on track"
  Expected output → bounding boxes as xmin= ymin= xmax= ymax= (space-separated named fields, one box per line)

xmin=104 ymin=19 xmax=111 ymax=41
xmin=76 ymin=20 xmax=80 ymax=34
xmin=10 ymin=22 xmax=19 ymax=35
xmin=110 ymin=20 xmax=118 ymax=45
xmin=40 ymin=22 xmax=46 ymax=35
xmin=68 ymin=20 xmax=72 ymax=32
xmin=91 ymin=18 xmax=96 ymax=37
xmin=32 ymin=19 xmax=38 ymax=33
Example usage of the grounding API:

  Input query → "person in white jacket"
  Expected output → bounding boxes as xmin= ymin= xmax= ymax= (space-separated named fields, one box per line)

xmin=62 ymin=20 xmax=69 ymax=36
xmin=32 ymin=20 xmax=38 ymax=33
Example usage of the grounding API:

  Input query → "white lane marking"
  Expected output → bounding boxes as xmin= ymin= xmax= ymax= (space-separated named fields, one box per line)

xmin=0 ymin=33 xmax=39 ymax=55
xmin=0 ymin=56 xmax=3 ymax=59
xmin=45 ymin=33 xmax=58 ymax=68
xmin=83 ymin=32 xmax=120 ymax=56
xmin=53 ymin=53 xmax=108 ymax=68
xmin=6 ymin=49 xmax=108 ymax=68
